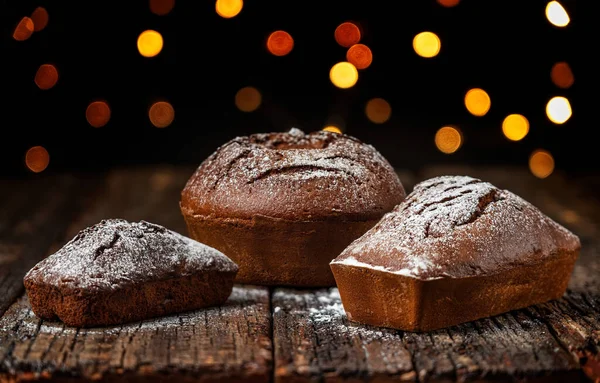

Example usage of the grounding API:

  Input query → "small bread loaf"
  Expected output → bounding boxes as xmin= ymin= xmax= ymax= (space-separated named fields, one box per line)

xmin=331 ymin=175 xmax=581 ymax=331
xmin=180 ymin=128 xmax=406 ymax=287
xmin=24 ymin=219 xmax=238 ymax=327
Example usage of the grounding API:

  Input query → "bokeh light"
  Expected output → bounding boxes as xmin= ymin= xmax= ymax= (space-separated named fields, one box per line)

xmin=25 ymin=146 xmax=49 ymax=173
xmin=215 ymin=0 xmax=243 ymax=19
xmin=323 ymin=126 xmax=342 ymax=134
xmin=34 ymin=64 xmax=59 ymax=90
xmin=551 ymin=62 xmax=574 ymax=89
xmin=529 ymin=149 xmax=555 ymax=178
xmin=86 ymin=101 xmax=111 ymax=128
xmin=149 ymin=101 xmax=175 ymax=128
xmin=346 ymin=44 xmax=373 ymax=70
xmin=435 ymin=126 xmax=462 ymax=154
xmin=502 ymin=114 xmax=529 ymax=141
xmin=413 ymin=32 xmax=441 ymax=58
xmin=13 ymin=17 xmax=34 ymax=41
xmin=150 ymin=0 xmax=175 ymax=15
xmin=546 ymin=96 xmax=571 ymax=124
xmin=334 ymin=22 xmax=361 ymax=48
xmin=464 ymin=88 xmax=491 ymax=117
xmin=329 ymin=62 xmax=358 ymax=89
xmin=31 ymin=7 xmax=49 ymax=32
xmin=235 ymin=86 xmax=262 ymax=112
xmin=437 ymin=0 xmax=460 ymax=7
xmin=545 ymin=1 xmax=569 ymax=27
xmin=365 ymin=98 xmax=391 ymax=124
xmin=266 ymin=31 xmax=294 ymax=56
xmin=137 ymin=30 xmax=163 ymax=57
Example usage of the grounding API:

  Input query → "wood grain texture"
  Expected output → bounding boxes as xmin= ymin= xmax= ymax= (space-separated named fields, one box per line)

xmin=274 ymin=166 xmax=600 ymax=382
xmin=0 ymin=166 xmax=273 ymax=383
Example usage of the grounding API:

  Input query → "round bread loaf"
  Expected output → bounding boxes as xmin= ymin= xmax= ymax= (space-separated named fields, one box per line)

xmin=180 ymin=128 xmax=406 ymax=286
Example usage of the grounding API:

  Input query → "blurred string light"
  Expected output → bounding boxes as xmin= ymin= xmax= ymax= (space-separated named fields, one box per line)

xmin=437 ymin=0 xmax=460 ymax=7
xmin=546 ymin=96 xmax=571 ymax=124
xmin=330 ymin=62 xmax=358 ymax=89
xmin=435 ymin=126 xmax=462 ymax=154
xmin=551 ymin=62 xmax=574 ymax=89
xmin=25 ymin=146 xmax=49 ymax=173
xmin=34 ymin=64 xmax=59 ymax=90
xmin=335 ymin=22 xmax=361 ymax=48
xmin=137 ymin=30 xmax=163 ymax=57
xmin=86 ymin=101 xmax=111 ymax=128
xmin=502 ymin=114 xmax=529 ymax=141
xmin=267 ymin=31 xmax=294 ymax=56
xmin=346 ymin=44 xmax=372 ymax=70
xmin=413 ymin=32 xmax=441 ymax=58
xmin=235 ymin=86 xmax=262 ymax=112
xmin=31 ymin=7 xmax=48 ymax=32
xmin=529 ymin=149 xmax=554 ymax=178
xmin=323 ymin=126 xmax=342 ymax=134
xmin=545 ymin=1 xmax=569 ymax=27
xmin=365 ymin=98 xmax=391 ymax=124
xmin=150 ymin=0 xmax=175 ymax=16
xmin=149 ymin=101 xmax=175 ymax=128
xmin=464 ymin=88 xmax=491 ymax=116
xmin=215 ymin=0 xmax=243 ymax=18
xmin=12 ymin=17 xmax=34 ymax=41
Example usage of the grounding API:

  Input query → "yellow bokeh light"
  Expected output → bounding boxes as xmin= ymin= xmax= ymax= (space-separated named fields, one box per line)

xmin=25 ymin=146 xmax=50 ymax=173
xmin=149 ymin=101 xmax=175 ymax=128
xmin=235 ymin=86 xmax=262 ymax=112
xmin=413 ymin=32 xmax=441 ymax=58
xmin=464 ymin=88 xmax=491 ymax=117
xmin=137 ymin=30 xmax=163 ymax=57
xmin=435 ymin=126 xmax=462 ymax=154
xmin=329 ymin=62 xmax=358 ymax=89
xmin=529 ymin=149 xmax=554 ymax=178
xmin=216 ymin=0 xmax=243 ymax=18
xmin=546 ymin=96 xmax=571 ymax=124
xmin=365 ymin=98 xmax=391 ymax=124
xmin=502 ymin=114 xmax=529 ymax=141
xmin=323 ymin=126 xmax=342 ymax=134
xmin=545 ymin=1 xmax=569 ymax=27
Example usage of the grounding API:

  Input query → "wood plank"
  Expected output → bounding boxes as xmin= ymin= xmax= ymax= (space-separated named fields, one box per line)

xmin=0 ymin=166 xmax=273 ymax=383
xmin=0 ymin=174 xmax=97 ymax=317
xmin=274 ymin=166 xmax=599 ymax=382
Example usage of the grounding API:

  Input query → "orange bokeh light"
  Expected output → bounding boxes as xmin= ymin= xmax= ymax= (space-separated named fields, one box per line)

xmin=149 ymin=101 xmax=175 ymax=128
xmin=550 ymin=62 xmax=574 ymax=89
xmin=267 ymin=31 xmax=294 ymax=56
xmin=13 ymin=17 xmax=34 ymax=41
xmin=150 ymin=0 xmax=175 ymax=15
xmin=31 ymin=7 xmax=49 ymax=32
xmin=346 ymin=44 xmax=372 ymax=70
xmin=34 ymin=64 xmax=59 ymax=90
xmin=25 ymin=146 xmax=50 ymax=173
xmin=334 ymin=22 xmax=361 ymax=48
xmin=86 ymin=101 xmax=111 ymax=128
xmin=437 ymin=0 xmax=460 ymax=7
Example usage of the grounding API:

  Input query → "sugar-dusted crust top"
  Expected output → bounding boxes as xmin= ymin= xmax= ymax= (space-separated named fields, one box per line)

xmin=332 ymin=175 xmax=581 ymax=280
xmin=24 ymin=219 xmax=238 ymax=293
xmin=181 ymin=128 xmax=406 ymax=221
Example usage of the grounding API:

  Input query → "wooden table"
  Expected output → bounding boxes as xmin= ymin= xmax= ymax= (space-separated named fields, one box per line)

xmin=0 ymin=166 xmax=598 ymax=383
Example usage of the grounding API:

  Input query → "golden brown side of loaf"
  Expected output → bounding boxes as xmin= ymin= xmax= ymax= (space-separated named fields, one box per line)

xmin=181 ymin=128 xmax=406 ymax=286
xmin=331 ymin=175 xmax=581 ymax=331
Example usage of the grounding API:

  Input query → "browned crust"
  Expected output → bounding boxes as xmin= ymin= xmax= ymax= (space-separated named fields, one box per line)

xmin=183 ymin=210 xmax=380 ymax=287
xmin=331 ymin=249 xmax=579 ymax=332
xmin=25 ymin=271 xmax=237 ymax=327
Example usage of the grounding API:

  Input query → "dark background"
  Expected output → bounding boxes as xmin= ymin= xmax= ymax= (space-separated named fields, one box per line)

xmin=1 ymin=0 xmax=581 ymax=177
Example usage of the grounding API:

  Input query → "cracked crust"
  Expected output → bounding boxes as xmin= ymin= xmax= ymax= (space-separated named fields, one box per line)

xmin=180 ymin=128 xmax=406 ymax=221
xmin=23 ymin=219 xmax=239 ymax=327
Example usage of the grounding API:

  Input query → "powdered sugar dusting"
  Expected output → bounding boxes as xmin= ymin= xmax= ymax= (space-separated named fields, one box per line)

xmin=24 ymin=219 xmax=238 ymax=292
xmin=333 ymin=175 xmax=581 ymax=280
xmin=181 ymin=128 xmax=405 ymax=220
